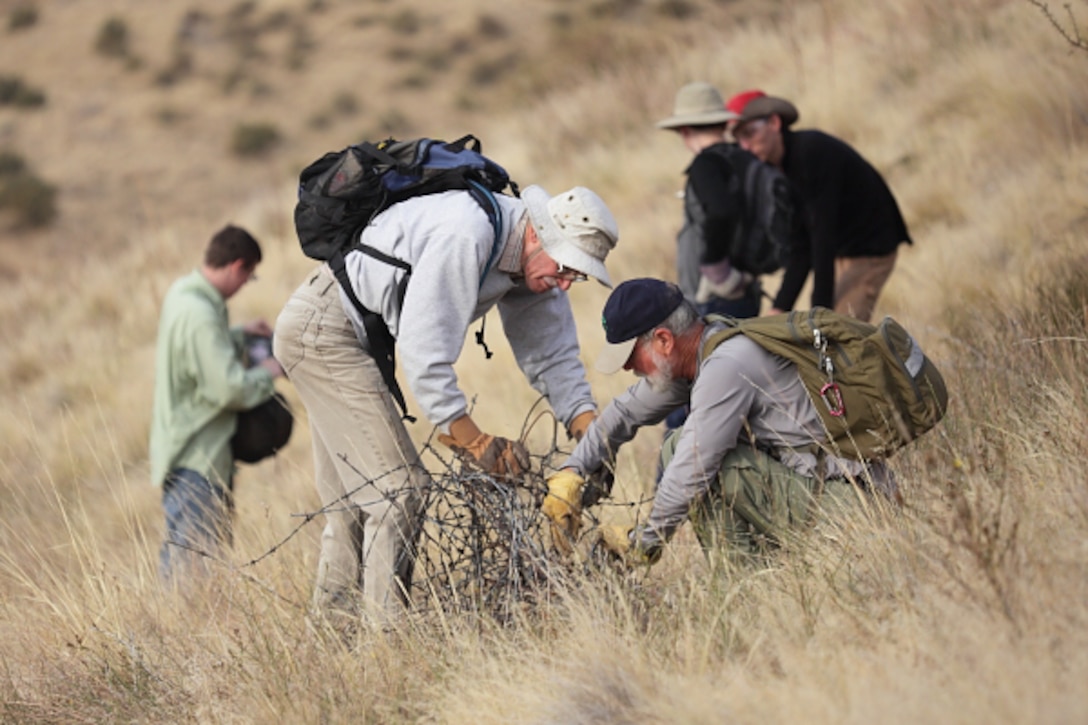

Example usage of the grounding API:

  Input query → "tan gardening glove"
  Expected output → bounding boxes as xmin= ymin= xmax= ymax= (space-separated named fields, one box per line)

xmin=542 ymin=469 xmax=585 ymax=554
xmin=597 ymin=524 xmax=632 ymax=557
xmin=438 ymin=415 xmax=530 ymax=481
xmin=596 ymin=525 xmax=662 ymax=567
xmin=567 ymin=410 xmax=597 ymax=442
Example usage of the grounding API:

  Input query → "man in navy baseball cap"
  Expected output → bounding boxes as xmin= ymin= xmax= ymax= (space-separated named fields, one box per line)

xmin=595 ymin=278 xmax=686 ymax=374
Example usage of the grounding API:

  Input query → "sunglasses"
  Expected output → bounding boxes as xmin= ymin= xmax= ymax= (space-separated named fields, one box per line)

xmin=555 ymin=263 xmax=589 ymax=283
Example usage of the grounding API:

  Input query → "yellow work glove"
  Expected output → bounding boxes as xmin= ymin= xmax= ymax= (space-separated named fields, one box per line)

xmin=568 ymin=410 xmax=597 ymax=442
xmin=438 ymin=415 xmax=531 ymax=481
xmin=596 ymin=525 xmax=662 ymax=566
xmin=598 ymin=524 xmax=632 ymax=556
xmin=542 ymin=470 xmax=585 ymax=553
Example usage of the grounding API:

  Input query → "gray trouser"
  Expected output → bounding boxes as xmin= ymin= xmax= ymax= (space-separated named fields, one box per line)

xmin=273 ymin=267 xmax=426 ymax=624
xmin=660 ymin=431 xmax=859 ymax=560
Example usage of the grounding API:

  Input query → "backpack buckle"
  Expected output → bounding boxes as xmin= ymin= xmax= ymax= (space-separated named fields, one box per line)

xmin=820 ymin=382 xmax=846 ymax=417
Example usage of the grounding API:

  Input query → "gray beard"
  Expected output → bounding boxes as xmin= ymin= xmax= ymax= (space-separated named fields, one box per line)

xmin=645 ymin=348 xmax=674 ymax=393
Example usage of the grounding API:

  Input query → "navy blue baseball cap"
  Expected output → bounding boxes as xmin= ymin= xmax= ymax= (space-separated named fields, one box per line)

xmin=595 ymin=278 xmax=685 ymax=374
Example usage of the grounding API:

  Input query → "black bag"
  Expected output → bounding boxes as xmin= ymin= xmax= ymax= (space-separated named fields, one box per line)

xmin=231 ymin=334 xmax=294 ymax=464
xmin=704 ymin=143 xmax=795 ymax=275
xmin=294 ymin=134 xmax=517 ymax=262
xmin=231 ymin=392 xmax=294 ymax=464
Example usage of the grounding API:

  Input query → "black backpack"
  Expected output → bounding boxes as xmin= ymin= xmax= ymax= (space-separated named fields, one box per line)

xmin=292 ymin=135 xmax=519 ymax=421
xmin=703 ymin=143 xmax=795 ymax=275
xmin=295 ymin=135 xmax=517 ymax=262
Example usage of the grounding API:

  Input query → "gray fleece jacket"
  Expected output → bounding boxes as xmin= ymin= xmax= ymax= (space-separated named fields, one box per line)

xmin=338 ymin=190 xmax=596 ymax=432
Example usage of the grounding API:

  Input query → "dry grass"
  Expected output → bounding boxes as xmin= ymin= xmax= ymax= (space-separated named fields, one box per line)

xmin=2 ymin=0 xmax=1088 ymax=721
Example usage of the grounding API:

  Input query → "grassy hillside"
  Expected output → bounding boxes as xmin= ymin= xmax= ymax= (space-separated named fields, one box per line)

xmin=1 ymin=0 xmax=1087 ymax=721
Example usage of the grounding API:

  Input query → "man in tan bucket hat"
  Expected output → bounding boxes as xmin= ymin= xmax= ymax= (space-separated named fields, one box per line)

xmin=654 ymin=81 xmax=788 ymax=434
xmin=274 ymin=179 xmax=619 ymax=629
xmin=656 ymin=82 xmax=770 ymax=320
xmin=726 ymin=89 xmax=911 ymax=322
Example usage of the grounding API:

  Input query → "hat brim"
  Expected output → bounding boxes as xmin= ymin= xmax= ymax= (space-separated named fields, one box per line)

xmin=523 ymin=185 xmax=612 ymax=288
xmin=655 ymin=109 xmax=739 ymax=130
xmin=595 ymin=337 xmax=638 ymax=375
xmin=733 ymin=96 xmax=799 ymax=127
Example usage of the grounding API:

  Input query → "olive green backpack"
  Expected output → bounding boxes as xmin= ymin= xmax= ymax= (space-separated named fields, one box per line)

xmin=701 ymin=308 xmax=948 ymax=460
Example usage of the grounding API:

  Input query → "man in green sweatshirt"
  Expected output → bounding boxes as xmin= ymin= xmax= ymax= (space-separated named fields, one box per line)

xmin=150 ymin=225 xmax=284 ymax=583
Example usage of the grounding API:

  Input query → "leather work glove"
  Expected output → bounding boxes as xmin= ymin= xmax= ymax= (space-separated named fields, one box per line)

xmin=596 ymin=525 xmax=662 ymax=567
xmin=542 ymin=470 xmax=585 ymax=553
xmin=438 ymin=415 xmax=531 ymax=481
xmin=568 ymin=410 xmax=597 ymax=442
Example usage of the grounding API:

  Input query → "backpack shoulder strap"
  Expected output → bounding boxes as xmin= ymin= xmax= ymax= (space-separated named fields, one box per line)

xmin=328 ymin=249 xmax=416 ymax=422
xmin=698 ymin=314 xmax=746 ymax=362
xmin=465 ymin=178 xmax=504 ymax=284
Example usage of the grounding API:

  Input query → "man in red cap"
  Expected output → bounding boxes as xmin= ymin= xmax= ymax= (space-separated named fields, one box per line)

xmin=725 ymin=90 xmax=911 ymax=322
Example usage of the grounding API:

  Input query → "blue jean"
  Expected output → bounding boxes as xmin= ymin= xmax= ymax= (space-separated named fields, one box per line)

xmin=159 ymin=468 xmax=233 ymax=583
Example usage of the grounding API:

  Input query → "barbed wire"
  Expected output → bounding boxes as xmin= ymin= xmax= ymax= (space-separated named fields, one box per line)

xmin=169 ymin=398 xmax=656 ymax=621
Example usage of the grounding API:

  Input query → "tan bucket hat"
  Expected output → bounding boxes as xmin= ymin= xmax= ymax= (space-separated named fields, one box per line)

xmin=655 ymin=81 xmax=739 ymax=129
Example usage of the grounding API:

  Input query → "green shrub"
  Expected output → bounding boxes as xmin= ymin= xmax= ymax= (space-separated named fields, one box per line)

xmin=389 ymin=9 xmax=420 ymax=35
xmin=0 ymin=152 xmax=57 ymax=229
xmin=95 ymin=17 xmax=130 ymax=58
xmin=0 ymin=151 xmax=27 ymax=176
xmin=476 ymin=14 xmax=508 ymax=40
xmin=0 ymin=75 xmax=45 ymax=108
xmin=8 ymin=4 xmax=39 ymax=31
xmin=286 ymin=24 xmax=314 ymax=70
xmin=331 ymin=91 xmax=359 ymax=116
xmin=230 ymin=122 xmax=281 ymax=157
xmin=657 ymin=0 xmax=699 ymax=19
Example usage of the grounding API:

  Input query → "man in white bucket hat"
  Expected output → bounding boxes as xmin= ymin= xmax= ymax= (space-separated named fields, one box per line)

xmin=274 ymin=177 xmax=618 ymax=628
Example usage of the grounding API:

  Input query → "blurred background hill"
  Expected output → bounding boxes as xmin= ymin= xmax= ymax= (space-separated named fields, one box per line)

xmin=1 ymin=0 xmax=1087 ymax=722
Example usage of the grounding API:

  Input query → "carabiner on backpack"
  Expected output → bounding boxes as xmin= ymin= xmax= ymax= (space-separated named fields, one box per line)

xmin=820 ymin=382 xmax=846 ymax=417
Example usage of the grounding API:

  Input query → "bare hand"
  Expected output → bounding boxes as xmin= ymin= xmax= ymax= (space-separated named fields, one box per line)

xmin=259 ymin=357 xmax=285 ymax=378
xmin=244 ymin=319 xmax=274 ymax=337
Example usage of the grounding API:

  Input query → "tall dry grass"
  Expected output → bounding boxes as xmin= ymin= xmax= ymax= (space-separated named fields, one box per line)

xmin=2 ymin=0 xmax=1088 ymax=721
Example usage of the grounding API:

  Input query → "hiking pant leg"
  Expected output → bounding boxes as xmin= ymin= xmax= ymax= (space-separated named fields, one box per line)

xmin=159 ymin=468 xmax=233 ymax=583
xmin=274 ymin=268 xmax=427 ymax=625
xmin=832 ymin=249 xmax=898 ymax=322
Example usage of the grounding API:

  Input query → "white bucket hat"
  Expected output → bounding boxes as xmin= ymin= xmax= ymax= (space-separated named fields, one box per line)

xmin=655 ymin=81 xmax=739 ymax=129
xmin=522 ymin=185 xmax=619 ymax=288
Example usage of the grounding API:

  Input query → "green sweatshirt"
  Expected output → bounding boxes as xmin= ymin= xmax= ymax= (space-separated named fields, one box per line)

xmin=149 ymin=270 xmax=274 ymax=487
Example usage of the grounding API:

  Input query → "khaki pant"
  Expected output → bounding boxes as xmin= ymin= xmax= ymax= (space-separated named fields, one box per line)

xmin=833 ymin=249 xmax=898 ymax=323
xmin=660 ymin=432 xmax=859 ymax=562
xmin=273 ymin=267 xmax=425 ymax=625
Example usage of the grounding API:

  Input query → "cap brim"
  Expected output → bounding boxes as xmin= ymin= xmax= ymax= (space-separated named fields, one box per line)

xmin=523 ymin=185 xmax=613 ymax=288
xmin=595 ymin=337 xmax=637 ymax=374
